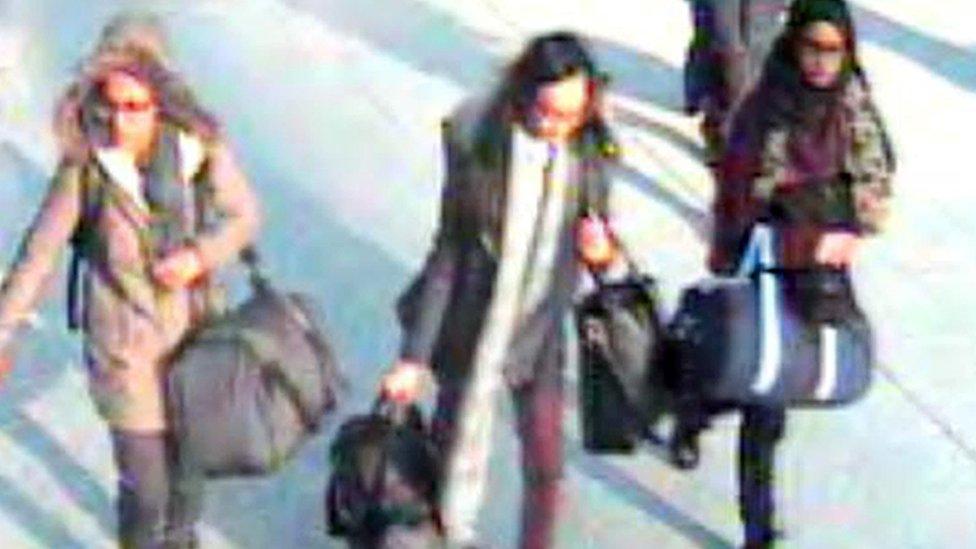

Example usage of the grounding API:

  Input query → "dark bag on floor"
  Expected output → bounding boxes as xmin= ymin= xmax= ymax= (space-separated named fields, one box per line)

xmin=671 ymin=225 xmax=874 ymax=408
xmin=326 ymin=397 xmax=442 ymax=540
xmin=167 ymin=250 xmax=341 ymax=478
xmin=575 ymin=272 xmax=665 ymax=453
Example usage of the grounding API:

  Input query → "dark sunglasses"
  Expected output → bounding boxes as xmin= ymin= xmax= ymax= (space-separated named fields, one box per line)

xmin=94 ymin=98 xmax=157 ymax=119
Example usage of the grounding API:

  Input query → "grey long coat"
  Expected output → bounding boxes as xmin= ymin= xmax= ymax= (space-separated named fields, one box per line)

xmin=396 ymin=98 xmax=612 ymax=386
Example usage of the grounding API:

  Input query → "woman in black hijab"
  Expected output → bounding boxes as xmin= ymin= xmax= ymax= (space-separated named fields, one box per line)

xmin=673 ymin=1 xmax=895 ymax=546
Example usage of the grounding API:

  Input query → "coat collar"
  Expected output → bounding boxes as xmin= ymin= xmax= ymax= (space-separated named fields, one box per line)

xmin=473 ymin=124 xmax=582 ymax=258
xmin=93 ymin=130 xmax=206 ymax=215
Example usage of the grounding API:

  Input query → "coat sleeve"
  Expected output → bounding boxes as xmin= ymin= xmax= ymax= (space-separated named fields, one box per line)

xmin=396 ymin=119 xmax=466 ymax=364
xmin=708 ymin=109 xmax=769 ymax=275
xmin=190 ymin=140 xmax=261 ymax=271
xmin=0 ymin=162 xmax=83 ymax=349
xmin=584 ymin=158 xmax=612 ymax=220
xmin=763 ymin=79 xmax=896 ymax=238
xmin=845 ymin=85 xmax=895 ymax=234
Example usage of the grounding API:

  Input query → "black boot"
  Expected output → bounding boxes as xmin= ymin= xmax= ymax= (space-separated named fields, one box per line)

xmin=669 ymin=424 xmax=701 ymax=470
xmin=669 ymin=388 xmax=707 ymax=470
xmin=742 ymin=524 xmax=783 ymax=549
xmin=738 ymin=407 xmax=786 ymax=549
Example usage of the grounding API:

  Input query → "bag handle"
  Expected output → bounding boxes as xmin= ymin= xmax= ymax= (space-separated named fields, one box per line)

xmin=575 ymin=147 xmax=643 ymax=287
xmin=239 ymin=246 xmax=271 ymax=293
xmin=736 ymin=224 xmax=852 ymax=278
xmin=372 ymin=391 xmax=425 ymax=432
xmin=736 ymin=222 xmax=777 ymax=277
xmin=737 ymin=223 xmax=784 ymax=396
xmin=578 ymin=212 xmax=648 ymax=290
xmin=261 ymin=363 xmax=322 ymax=432
xmin=255 ymin=295 xmax=343 ymax=429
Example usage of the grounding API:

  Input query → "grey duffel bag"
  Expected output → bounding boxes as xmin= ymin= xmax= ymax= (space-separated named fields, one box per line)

xmin=167 ymin=250 xmax=341 ymax=478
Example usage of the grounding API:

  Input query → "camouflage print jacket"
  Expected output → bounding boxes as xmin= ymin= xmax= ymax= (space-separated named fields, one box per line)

xmin=710 ymin=76 xmax=895 ymax=272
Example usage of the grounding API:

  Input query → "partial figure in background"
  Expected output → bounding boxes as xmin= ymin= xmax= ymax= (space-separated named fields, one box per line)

xmin=674 ymin=0 xmax=895 ymax=547
xmin=0 ymin=14 xmax=260 ymax=548
xmin=684 ymin=0 xmax=791 ymax=163
xmin=386 ymin=32 xmax=623 ymax=549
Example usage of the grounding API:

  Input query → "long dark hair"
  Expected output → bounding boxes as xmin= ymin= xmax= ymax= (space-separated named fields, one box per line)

xmin=761 ymin=0 xmax=866 ymax=93
xmin=55 ymin=23 xmax=219 ymax=163
xmin=758 ymin=0 xmax=894 ymax=166
xmin=473 ymin=31 xmax=617 ymax=165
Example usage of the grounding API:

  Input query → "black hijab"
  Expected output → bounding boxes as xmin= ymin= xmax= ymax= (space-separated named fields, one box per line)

xmin=758 ymin=0 xmax=862 ymax=129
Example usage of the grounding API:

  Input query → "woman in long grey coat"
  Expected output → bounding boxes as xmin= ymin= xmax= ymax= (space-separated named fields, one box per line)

xmin=385 ymin=32 xmax=621 ymax=549
xmin=0 ymin=18 xmax=260 ymax=547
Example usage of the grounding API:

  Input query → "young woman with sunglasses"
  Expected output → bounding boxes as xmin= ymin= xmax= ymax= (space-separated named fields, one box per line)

xmin=0 ymin=16 xmax=260 ymax=547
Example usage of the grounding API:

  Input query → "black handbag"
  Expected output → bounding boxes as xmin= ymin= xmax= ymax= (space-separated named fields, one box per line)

xmin=325 ymin=396 xmax=442 ymax=540
xmin=671 ymin=225 xmax=874 ymax=408
xmin=575 ymin=270 xmax=665 ymax=453
xmin=166 ymin=249 xmax=341 ymax=477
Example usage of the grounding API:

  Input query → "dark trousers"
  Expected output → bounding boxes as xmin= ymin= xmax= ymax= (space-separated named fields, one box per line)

xmin=689 ymin=0 xmax=789 ymax=148
xmin=674 ymin=398 xmax=784 ymax=544
xmin=432 ymin=343 xmax=564 ymax=549
xmin=738 ymin=405 xmax=785 ymax=545
xmin=347 ymin=522 xmax=443 ymax=549
xmin=701 ymin=0 xmax=789 ymax=100
xmin=109 ymin=430 xmax=203 ymax=549
xmin=673 ymin=329 xmax=786 ymax=546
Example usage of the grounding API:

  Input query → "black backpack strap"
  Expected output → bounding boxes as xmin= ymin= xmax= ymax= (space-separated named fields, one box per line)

xmin=67 ymin=163 xmax=104 ymax=331
xmin=66 ymin=248 xmax=83 ymax=330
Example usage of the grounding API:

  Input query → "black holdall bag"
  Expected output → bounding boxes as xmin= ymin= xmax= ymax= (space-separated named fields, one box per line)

xmin=166 ymin=248 xmax=342 ymax=478
xmin=325 ymin=394 xmax=443 ymax=541
xmin=671 ymin=224 xmax=874 ymax=408
xmin=575 ymin=262 xmax=665 ymax=453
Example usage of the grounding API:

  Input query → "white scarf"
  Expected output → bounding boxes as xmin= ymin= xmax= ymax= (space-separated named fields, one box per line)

xmin=440 ymin=127 xmax=570 ymax=544
xmin=93 ymin=131 xmax=206 ymax=215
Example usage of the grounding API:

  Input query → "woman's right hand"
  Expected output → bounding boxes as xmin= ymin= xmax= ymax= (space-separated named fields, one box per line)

xmin=815 ymin=231 xmax=860 ymax=268
xmin=576 ymin=215 xmax=619 ymax=270
xmin=381 ymin=359 xmax=435 ymax=404
xmin=151 ymin=246 xmax=206 ymax=290
xmin=0 ymin=354 xmax=11 ymax=382
xmin=0 ymin=329 xmax=14 ymax=382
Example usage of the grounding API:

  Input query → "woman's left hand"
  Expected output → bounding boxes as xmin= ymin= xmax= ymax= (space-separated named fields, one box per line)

xmin=815 ymin=231 xmax=860 ymax=268
xmin=152 ymin=246 xmax=205 ymax=289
